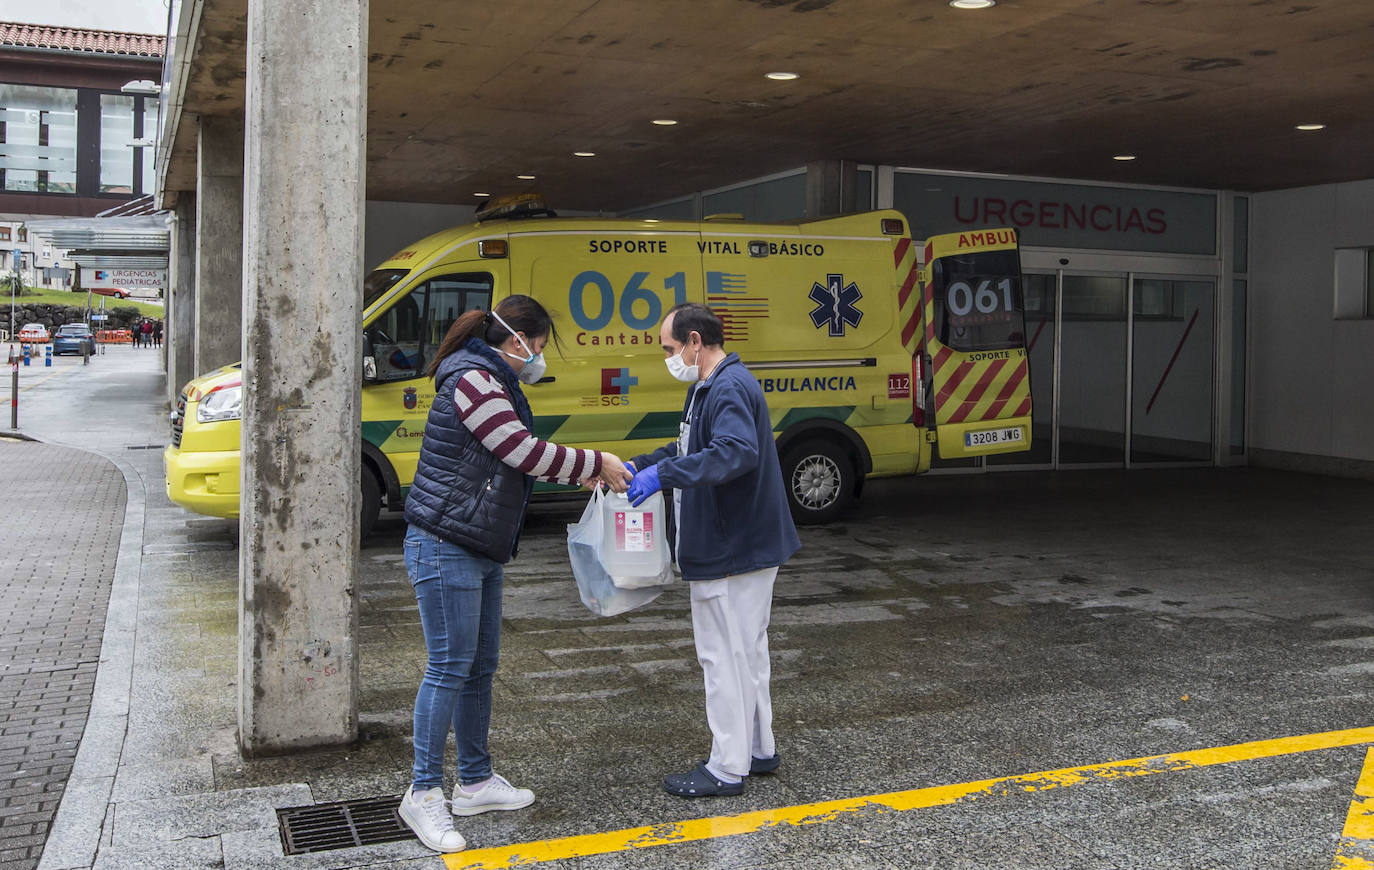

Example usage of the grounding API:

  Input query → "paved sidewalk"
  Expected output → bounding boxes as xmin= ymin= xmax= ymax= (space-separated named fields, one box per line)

xmin=0 ymin=440 xmax=125 ymax=870
xmin=2 ymin=349 xmax=170 ymax=870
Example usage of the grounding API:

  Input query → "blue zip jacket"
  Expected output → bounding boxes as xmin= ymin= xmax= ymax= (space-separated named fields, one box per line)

xmin=631 ymin=352 xmax=800 ymax=581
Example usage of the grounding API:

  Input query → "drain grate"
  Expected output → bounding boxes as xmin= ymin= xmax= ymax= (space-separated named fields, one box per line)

xmin=277 ymin=794 xmax=412 ymax=855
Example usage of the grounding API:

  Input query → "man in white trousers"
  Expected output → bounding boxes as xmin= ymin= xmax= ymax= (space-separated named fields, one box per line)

xmin=626 ymin=303 xmax=801 ymax=797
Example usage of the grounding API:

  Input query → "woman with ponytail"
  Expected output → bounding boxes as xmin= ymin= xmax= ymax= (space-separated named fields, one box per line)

xmin=398 ymin=294 xmax=631 ymax=852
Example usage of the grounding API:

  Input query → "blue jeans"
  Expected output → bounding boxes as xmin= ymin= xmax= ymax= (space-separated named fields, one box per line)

xmin=404 ymin=525 xmax=504 ymax=790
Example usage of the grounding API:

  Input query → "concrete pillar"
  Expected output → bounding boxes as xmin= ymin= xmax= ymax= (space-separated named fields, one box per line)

xmin=194 ymin=116 xmax=245 ymax=374
xmin=167 ymin=193 xmax=197 ymax=405
xmin=237 ymin=0 xmax=366 ymax=755
xmin=806 ymin=160 xmax=860 ymax=218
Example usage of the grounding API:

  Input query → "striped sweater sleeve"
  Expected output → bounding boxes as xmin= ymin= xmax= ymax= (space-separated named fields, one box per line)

xmin=453 ymin=370 xmax=603 ymax=484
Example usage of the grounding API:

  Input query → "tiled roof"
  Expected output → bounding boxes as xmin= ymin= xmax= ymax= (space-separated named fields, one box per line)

xmin=0 ymin=21 xmax=164 ymax=58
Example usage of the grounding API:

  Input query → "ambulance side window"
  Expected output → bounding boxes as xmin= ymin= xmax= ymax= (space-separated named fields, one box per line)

xmin=365 ymin=273 xmax=493 ymax=381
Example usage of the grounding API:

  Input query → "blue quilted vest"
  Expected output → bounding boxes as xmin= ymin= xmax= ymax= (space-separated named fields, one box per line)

xmin=403 ymin=339 xmax=536 ymax=563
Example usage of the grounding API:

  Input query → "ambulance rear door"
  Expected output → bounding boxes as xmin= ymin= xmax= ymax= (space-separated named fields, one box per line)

xmin=920 ymin=228 xmax=1033 ymax=459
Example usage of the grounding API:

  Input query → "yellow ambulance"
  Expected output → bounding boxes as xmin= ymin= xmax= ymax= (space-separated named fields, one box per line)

xmin=165 ymin=198 xmax=1032 ymax=533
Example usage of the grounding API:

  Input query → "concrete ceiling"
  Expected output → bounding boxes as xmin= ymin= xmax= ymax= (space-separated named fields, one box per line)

xmin=164 ymin=0 xmax=1374 ymax=211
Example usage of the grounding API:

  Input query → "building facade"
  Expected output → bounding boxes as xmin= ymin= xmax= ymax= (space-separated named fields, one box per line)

xmin=0 ymin=21 xmax=164 ymax=288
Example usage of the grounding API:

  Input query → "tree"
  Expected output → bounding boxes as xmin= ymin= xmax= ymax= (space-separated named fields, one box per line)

xmin=1 ymin=271 xmax=25 ymax=298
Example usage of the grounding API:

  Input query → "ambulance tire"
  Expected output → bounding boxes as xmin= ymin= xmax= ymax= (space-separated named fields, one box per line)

xmin=360 ymin=466 xmax=382 ymax=539
xmin=781 ymin=439 xmax=854 ymax=525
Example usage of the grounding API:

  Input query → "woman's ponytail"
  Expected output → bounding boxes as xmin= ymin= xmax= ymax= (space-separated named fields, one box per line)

xmin=426 ymin=309 xmax=490 ymax=377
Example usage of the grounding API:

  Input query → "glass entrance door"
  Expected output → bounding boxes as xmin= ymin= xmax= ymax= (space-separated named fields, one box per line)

xmin=1058 ymin=274 xmax=1129 ymax=465
xmin=1130 ymin=278 xmax=1215 ymax=463
xmin=983 ymin=266 xmax=1216 ymax=471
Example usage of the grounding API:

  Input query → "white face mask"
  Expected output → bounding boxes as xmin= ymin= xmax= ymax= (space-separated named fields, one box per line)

xmin=490 ymin=309 xmax=547 ymax=384
xmin=517 ymin=352 xmax=546 ymax=385
xmin=664 ymin=340 xmax=700 ymax=383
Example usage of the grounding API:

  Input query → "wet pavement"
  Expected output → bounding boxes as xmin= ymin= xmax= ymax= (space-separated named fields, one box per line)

xmin=8 ymin=348 xmax=1374 ymax=869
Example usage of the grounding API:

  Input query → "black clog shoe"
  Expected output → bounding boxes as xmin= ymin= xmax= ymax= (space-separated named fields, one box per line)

xmin=664 ymin=762 xmax=745 ymax=797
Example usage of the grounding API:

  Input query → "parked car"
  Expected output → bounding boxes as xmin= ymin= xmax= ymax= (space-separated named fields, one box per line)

xmin=90 ymin=287 xmax=129 ymax=299
xmin=17 ymin=323 xmax=49 ymax=343
xmin=52 ymin=323 xmax=95 ymax=356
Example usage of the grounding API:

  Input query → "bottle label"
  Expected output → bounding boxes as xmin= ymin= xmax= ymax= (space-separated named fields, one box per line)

xmin=614 ymin=510 xmax=654 ymax=552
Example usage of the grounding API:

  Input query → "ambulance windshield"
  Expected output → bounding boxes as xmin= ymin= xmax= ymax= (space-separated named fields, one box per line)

xmin=364 ymin=269 xmax=408 ymax=309
xmin=931 ymin=250 xmax=1025 ymax=352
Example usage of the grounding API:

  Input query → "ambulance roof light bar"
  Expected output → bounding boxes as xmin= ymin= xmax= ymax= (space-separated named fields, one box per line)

xmin=474 ymin=193 xmax=557 ymax=222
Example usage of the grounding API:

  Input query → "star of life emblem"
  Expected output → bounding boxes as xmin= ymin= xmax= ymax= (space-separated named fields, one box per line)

xmin=809 ymin=273 xmax=863 ymax=337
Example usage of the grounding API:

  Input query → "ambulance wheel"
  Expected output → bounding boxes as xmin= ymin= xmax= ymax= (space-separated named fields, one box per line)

xmin=782 ymin=440 xmax=854 ymax=525
xmin=360 ymin=466 xmax=381 ymax=539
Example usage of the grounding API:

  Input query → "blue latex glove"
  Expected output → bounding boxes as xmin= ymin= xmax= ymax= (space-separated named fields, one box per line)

xmin=625 ymin=463 xmax=661 ymax=507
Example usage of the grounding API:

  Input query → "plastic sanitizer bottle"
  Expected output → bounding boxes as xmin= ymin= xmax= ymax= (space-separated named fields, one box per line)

xmin=600 ymin=489 xmax=667 ymax=579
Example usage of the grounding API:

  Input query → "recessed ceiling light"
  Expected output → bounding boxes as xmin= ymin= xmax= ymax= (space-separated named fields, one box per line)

xmin=651 ymin=119 xmax=678 ymax=126
xmin=474 ymin=192 xmax=491 ymax=197
xmin=949 ymin=0 xmax=995 ymax=8
xmin=516 ymin=174 xmax=536 ymax=180
xmin=1113 ymin=154 xmax=1137 ymax=161
xmin=765 ymin=71 xmax=799 ymax=81
xmin=1295 ymin=123 xmax=1326 ymax=131
xmin=572 ymin=151 xmax=595 ymax=157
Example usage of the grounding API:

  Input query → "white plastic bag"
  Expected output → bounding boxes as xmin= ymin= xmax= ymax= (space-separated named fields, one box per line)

xmin=567 ymin=487 xmax=673 ymax=616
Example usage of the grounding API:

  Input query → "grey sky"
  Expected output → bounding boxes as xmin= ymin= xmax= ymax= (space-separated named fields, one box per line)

xmin=9 ymin=0 xmax=168 ymax=35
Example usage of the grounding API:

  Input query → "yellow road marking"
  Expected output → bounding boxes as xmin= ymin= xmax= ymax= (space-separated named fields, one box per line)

xmin=1332 ymin=747 xmax=1374 ymax=870
xmin=443 ymin=725 xmax=1374 ymax=869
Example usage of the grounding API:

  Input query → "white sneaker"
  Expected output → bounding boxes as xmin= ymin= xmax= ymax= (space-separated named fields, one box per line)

xmin=449 ymin=773 xmax=534 ymax=816
xmin=398 ymin=785 xmax=466 ymax=853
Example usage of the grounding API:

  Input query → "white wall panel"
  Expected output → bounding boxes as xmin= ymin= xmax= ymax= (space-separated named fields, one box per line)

xmin=1251 ymin=181 xmax=1374 ymax=462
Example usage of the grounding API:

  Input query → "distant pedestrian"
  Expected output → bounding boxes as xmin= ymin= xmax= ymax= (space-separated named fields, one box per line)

xmin=141 ymin=319 xmax=153 ymax=348
xmin=153 ymin=320 xmax=163 ymax=348
xmin=130 ymin=320 xmax=141 ymax=348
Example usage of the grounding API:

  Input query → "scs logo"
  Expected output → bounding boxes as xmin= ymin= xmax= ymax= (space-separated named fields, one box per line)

xmin=583 ymin=368 xmax=638 ymax=407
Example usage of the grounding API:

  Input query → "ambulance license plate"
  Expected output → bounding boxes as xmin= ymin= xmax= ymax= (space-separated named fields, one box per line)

xmin=965 ymin=427 xmax=1022 ymax=448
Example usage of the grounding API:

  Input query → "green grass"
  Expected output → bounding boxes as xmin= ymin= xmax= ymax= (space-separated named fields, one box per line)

xmin=7 ymin=288 xmax=165 ymax=317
